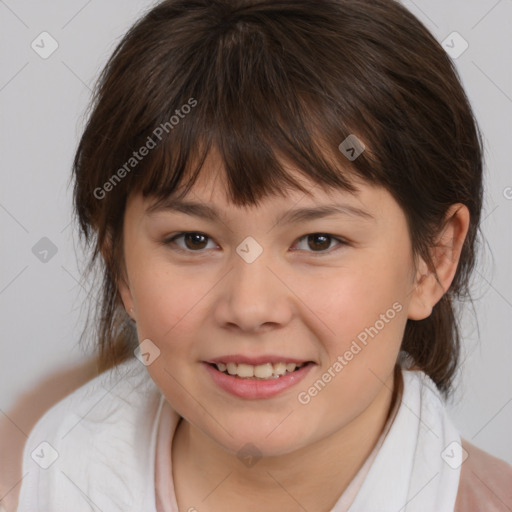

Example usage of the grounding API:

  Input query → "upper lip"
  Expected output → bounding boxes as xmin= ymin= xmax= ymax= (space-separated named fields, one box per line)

xmin=205 ymin=355 xmax=313 ymax=365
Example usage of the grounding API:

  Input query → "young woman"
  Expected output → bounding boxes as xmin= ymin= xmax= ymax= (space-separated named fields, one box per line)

xmin=16 ymin=0 xmax=512 ymax=510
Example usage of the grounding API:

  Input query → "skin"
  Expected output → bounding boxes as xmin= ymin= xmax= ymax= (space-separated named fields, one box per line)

xmin=117 ymin=150 xmax=470 ymax=511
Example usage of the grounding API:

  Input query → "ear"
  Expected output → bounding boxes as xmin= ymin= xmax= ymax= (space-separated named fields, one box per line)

xmin=99 ymin=230 xmax=137 ymax=322
xmin=118 ymin=275 xmax=136 ymax=322
xmin=407 ymin=204 xmax=470 ymax=320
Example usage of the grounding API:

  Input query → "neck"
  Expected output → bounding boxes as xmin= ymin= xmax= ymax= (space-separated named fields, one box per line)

xmin=172 ymin=368 xmax=402 ymax=512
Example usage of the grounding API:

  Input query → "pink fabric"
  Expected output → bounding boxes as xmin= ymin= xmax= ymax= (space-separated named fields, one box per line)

xmin=455 ymin=439 xmax=512 ymax=512
xmin=155 ymin=400 xmax=181 ymax=512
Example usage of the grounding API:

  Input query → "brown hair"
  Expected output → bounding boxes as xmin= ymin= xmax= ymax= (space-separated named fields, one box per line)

xmin=72 ymin=0 xmax=483 ymax=397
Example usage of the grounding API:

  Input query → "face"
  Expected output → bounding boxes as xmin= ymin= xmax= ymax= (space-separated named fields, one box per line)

xmin=119 ymin=151 xmax=420 ymax=458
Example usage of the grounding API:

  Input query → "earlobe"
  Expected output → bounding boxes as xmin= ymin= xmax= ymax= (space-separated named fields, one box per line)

xmin=99 ymin=230 xmax=136 ymax=322
xmin=407 ymin=204 xmax=470 ymax=321
xmin=117 ymin=264 xmax=135 ymax=322
xmin=407 ymin=265 xmax=436 ymax=321
xmin=118 ymin=277 xmax=136 ymax=322
xmin=98 ymin=229 xmax=113 ymax=267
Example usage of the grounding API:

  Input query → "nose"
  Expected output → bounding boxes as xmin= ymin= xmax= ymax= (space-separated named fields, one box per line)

xmin=213 ymin=249 xmax=294 ymax=333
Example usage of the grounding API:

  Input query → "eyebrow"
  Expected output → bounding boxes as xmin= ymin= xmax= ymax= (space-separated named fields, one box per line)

xmin=145 ymin=198 xmax=375 ymax=224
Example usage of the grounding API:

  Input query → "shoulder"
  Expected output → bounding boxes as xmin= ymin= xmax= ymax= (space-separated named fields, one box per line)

xmin=23 ymin=356 xmax=161 ymax=442
xmin=454 ymin=438 xmax=512 ymax=512
xmin=400 ymin=370 xmax=512 ymax=510
xmin=16 ymin=357 xmax=164 ymax=511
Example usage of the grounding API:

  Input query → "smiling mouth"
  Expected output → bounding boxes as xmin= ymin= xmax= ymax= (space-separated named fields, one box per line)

xmin=209 ymin=361 xmax=311 ymax=380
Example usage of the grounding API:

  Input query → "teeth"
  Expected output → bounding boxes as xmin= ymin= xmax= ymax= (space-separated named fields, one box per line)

xmin=273 ymin=362 xmax=287 ymax=376
xmin=254 ymin=363 xmax=273 ymax=379
xmin=214 ymin=361 xmax=306 ymax=379
xmin=237 ymin=363 xmax=254 ymax=378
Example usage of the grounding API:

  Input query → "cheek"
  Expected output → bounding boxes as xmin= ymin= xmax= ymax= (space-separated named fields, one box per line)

xmin=128 ymin=264 xmax=213 ymax=417
xmin=302 ymin=253 xmax=411 ymax=393
xmin=129 ymin=262 xmax=208 ymax=349
xmin=308 ymin=260 xmax=408 ymax=343
xmin=293 ymin=266 xmax=408 ymax=433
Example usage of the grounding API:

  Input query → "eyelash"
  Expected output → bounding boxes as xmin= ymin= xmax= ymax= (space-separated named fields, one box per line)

xmin=163 ymin=231 xmax=348 ymax=256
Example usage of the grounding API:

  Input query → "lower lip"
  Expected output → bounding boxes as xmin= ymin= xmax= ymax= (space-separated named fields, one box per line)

xmin=203 ymin=362 xmax=315 ymax=400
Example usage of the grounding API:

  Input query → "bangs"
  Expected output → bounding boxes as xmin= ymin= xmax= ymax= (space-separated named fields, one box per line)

xmin=114 ymin=6 xmax=386 ymax=208
xmin=137 ymin=92 xmax=369 ymax=208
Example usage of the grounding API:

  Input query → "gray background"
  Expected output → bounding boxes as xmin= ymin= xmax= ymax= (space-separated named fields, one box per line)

xmin=1 ymin=0 xmax=511 ymax=465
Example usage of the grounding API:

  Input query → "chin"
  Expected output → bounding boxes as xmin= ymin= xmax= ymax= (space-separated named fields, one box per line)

xmin=204 ymin=414 xmax=314 ymax=458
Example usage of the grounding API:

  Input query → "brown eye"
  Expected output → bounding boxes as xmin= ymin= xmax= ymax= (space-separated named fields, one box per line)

xmin=293 ymin=233 xmax=346 ymax=253
xmin=165 ymin=232 xmax=216 ymax=252
xmin=183 ymin=232 xmax=209 ymax=250
xmin=307 ymin=234 xmax=331 ymax=251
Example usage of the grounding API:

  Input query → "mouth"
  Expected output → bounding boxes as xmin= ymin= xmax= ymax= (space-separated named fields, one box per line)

xmin=203 ymin=358 xmax=316 ymax=399
xmin=207 ymin=361 xmax=312 ymax=380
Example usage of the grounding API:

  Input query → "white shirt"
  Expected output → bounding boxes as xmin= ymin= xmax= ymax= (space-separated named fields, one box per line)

xmin=16 ymin=357 xmax=462 ymax=512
